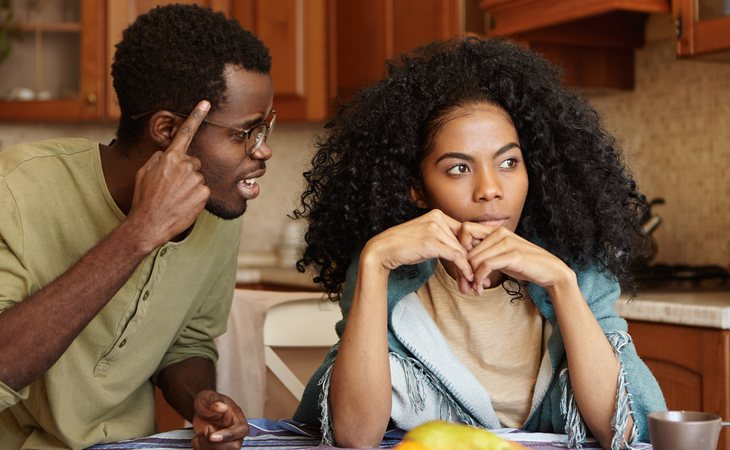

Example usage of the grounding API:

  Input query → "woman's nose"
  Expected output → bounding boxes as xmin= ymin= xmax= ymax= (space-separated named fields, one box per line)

xmin=474 ymin=171 xmax=502 ymax=201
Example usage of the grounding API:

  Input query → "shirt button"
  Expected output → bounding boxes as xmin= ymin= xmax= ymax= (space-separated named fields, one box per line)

xmin=119 ymin=339 xmax=127 ymax=348
xmin=160 ymin=248 xmax=167 ymax=256
xmin=142 ymin=291 xmax=150 ymax=301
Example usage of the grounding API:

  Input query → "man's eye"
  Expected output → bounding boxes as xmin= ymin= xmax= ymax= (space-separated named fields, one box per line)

xmin=234 ymin=131 xmax=248 ymax=140
xmin=447 ymin=164 xmax=470 ymax=175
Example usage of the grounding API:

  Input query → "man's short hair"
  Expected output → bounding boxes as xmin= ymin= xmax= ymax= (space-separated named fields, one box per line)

xmin=111 ymin=4 xmax=271 ymax=146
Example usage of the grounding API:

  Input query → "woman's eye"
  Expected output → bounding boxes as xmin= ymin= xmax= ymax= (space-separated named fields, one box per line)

xmin=446 ymin=164 xmax=470 ymax=175
xmin=499 ymin=158 xmax=518 ymax=169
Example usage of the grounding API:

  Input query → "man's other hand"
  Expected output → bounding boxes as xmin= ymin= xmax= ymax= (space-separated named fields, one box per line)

xmin=191 ymin=390 xmax=248 ymax=450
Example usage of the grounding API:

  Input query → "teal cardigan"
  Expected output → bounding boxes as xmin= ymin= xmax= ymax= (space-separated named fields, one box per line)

xmin=294 ymin=257 xmax=666 ymax=448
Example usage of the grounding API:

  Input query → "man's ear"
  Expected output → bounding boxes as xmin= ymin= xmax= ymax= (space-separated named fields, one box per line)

xmin=409 ymin=184 xmax=429 ymax=209
xmin=148 ymin=111 xmax=181 ymax=148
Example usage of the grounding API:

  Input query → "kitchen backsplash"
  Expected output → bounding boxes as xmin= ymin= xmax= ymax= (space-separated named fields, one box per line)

xmin=1 ymin=15 xmax=727 ymax=267
xmin=587 ymin=15 xmax=729 ymax=267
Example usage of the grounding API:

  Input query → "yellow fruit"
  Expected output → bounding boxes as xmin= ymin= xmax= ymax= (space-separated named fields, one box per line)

xmin=394 ymin=441 xmax=431 ymax=450
xmin=401 ymin=420 xmax=528 ymax=450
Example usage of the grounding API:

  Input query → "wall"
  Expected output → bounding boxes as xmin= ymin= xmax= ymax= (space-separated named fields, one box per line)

xmin=587 ymin=15 xmax=729 ymax=266
xmin=0 ymin=121 xmax=321 ymax=266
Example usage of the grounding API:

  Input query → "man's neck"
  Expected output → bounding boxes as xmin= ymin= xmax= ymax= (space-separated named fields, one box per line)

xmin=99 ymin=141 xmax=151 ymax=215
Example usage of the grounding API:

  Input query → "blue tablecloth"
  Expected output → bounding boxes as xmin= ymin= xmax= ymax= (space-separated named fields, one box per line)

xmin=87 ymin=418 xmax=650 ymax=449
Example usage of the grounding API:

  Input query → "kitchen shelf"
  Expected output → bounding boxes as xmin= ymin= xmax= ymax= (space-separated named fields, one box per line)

xmin=13 ymin=22 xmax=81 ymax=33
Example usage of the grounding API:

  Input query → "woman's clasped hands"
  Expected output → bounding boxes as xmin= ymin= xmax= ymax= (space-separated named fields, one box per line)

xmin=364 ymin=209 xmax=572 ymax=296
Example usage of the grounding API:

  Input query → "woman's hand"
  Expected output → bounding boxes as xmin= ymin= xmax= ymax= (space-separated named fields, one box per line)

xmin=456 ymin=222 xmax=574 ymax=294
xmin=363 ymin=209 xmax=474 ymax=283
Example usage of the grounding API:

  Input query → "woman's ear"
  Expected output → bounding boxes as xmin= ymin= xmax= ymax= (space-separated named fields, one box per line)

xmin=409 ymin=185 xmax=429 ymax=209
xmin=147 ymin=111 xmax=181 ymax=148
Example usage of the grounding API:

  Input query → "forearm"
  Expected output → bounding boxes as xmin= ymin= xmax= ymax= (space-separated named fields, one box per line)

xmin=550 ymin=272 xmax=631 ymax=448
xmin=157 ymin=357 xmax=217 ymax=421
xmin=0 ymin=219 xmax=154 ymax=391
xmin=330 ymin=250 xmax=392 ymax=448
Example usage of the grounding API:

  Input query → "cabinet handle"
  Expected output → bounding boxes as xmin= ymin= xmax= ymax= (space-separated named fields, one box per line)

xmin=86 ymin=92 xmax=98 ymax=105
xmin=674 ymin=14 xmax=682 ymax=40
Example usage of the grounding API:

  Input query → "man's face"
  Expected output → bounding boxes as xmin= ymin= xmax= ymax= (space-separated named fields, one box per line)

xmin=187 ymin=66 xmax=274 ymax=220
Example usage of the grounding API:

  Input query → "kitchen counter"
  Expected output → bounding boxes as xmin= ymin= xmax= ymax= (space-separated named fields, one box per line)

xmin=236 ymin=265 xmax=319 ymax=290
xmin=616 ymin=289 xmax=730 ymax=329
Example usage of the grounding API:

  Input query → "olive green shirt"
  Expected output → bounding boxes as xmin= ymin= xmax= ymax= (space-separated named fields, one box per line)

xmin=0 ymin=139 xmax=241 ymax=449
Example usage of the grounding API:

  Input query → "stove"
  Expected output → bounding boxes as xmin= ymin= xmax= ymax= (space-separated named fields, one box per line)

xmin=634 ymin=264 xmax=730 ymax=291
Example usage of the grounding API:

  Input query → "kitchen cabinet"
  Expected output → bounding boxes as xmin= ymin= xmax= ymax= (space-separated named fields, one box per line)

xmin=628 ymin=320 xmax=730 ymax=450
xmin=108 ymin=0 xmax=331 ymax=122
xmin=0 ymin=0 xmax=105 ymax=121
xmin=334 ymin=0 xmax=465 ymax=103
xmin=229 ymin=0 xmax=329 ymax=121
xmin=2 ymin=0 xmax=474 ymax=122
xmin=479 ymin=0 xmax=671 ymax=90
xmin=673 ymin=0 xmax=730 ymax=58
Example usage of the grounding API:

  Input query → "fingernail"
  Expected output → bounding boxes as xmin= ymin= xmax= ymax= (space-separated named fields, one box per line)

xmin=199 ymin=100 xmax=210 ymax=111
xmin=209 ymin=433 xmax=223 ymax=442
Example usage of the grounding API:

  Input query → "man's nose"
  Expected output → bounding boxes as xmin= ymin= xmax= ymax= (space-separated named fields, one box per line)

xmin=249 ymin=141 xmax=272 ymax=161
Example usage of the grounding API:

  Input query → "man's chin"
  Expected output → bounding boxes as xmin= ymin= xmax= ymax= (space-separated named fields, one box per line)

xmin=205 ymin=200 xmax=247 ymax=221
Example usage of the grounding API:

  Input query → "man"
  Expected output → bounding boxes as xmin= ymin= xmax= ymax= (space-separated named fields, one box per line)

xmin=0 ymin=5 xmax=274 ymax=449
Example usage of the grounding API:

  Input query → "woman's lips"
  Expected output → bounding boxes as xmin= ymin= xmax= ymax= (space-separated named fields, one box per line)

xmin=473 ymin=214 xmax=509 ymax=227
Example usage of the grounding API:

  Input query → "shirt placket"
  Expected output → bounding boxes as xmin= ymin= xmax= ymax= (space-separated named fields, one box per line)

xmin=94 ymin=245 xmax=170 ymax=376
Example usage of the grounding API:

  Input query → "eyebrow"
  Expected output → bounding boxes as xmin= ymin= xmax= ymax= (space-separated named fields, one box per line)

xmin=434 ymin=142 xmax=521 ymax=164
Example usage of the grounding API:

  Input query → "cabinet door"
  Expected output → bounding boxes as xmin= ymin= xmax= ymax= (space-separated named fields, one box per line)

xmin=231 ymin=0 xmax=329 ymax=121
xmin=0 ymin=0 xmax=104 ymax=121
xmin=628 ymin=320 xmax=730 ymax=450
xmin=105 ymin=0 xmax=229 ymax=119
xmin=674 ymin=0 xmax=730 ymax=57
xmin=335 ymin=0 xmax=463 ymax=104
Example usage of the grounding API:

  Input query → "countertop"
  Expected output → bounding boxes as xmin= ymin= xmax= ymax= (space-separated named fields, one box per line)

xmin=236 ymin=265 xmax=319 ymax=290
xmin=616 ymin=289 xmax=730 ymax=329
xmin=237 ymin=257 xmax=730 ymax=330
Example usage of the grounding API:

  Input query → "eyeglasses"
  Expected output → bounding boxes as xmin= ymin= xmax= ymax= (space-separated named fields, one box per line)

xmin=130 ymin=109 xmax=277 ymax=155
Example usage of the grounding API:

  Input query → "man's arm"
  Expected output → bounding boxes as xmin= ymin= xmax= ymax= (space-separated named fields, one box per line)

xmin=0 ymin=101 xmax=212 ymax=393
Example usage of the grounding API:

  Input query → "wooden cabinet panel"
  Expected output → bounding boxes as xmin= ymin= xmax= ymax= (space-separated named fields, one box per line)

xmin=231 ymin=0 xmax=329 ymax=120
xmin=335 ymin=0 xmax=463 ymax=104
xmin=479 ymin=0 xmax=671 ymax=90
xmin=628 ymin=320 xmax=730 ymax=450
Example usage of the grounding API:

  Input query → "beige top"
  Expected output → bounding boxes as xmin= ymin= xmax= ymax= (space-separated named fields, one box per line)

xmin=0 ymin=139 xmax=241 ymax=449
xmin=416 ymin=261 xmax=544 ymax=427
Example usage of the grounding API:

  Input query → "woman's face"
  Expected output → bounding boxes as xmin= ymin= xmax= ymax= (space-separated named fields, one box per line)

xmin=411 ymin=103 xmax=528 ymax=233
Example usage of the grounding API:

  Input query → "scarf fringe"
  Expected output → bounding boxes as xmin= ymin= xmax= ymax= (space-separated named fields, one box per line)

xmin=559 ymin=331 xmax=640 ymax=450
xmin=390 ymin=352 xmax=479 ymax=426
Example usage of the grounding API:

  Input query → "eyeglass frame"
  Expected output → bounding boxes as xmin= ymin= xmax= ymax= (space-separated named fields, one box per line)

xmin=129 ymin=109 xmax=277 ymax=155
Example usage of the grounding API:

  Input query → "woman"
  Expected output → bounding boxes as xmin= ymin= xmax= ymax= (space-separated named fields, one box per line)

xmin=292 ymin=37 xmax=665 ymax=449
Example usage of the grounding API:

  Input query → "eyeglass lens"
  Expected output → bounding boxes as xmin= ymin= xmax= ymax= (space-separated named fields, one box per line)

xmin=247 ymin=114 xmax=276 ymax=155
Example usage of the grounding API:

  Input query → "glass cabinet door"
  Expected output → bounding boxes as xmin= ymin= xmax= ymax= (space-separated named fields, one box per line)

xmin=675 ymin=0 xmax=730 ymax=57
xmin=0 ymin=0 xmax=104 ymax=121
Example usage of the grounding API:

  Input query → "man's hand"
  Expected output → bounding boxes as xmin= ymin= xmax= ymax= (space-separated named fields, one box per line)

xmin=127 ymin=100 xmax=212 ymax=252
xmin=191 ymin=390 xmax=249 ymax=450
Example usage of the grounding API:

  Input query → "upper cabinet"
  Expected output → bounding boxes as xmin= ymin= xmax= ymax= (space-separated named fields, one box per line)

xmin=0 ymin=0 xmax=471 ymax=122
xmin=229 ymin=0 xmax=329 ymax=121
xmin=674 ymin=0 xmax=730 ymax=57
xmin=333 ymin=0 xmax=465 ymax=104
xmin=479 ymin=0 xmax=671 ymax=90
xmin=0 ymin=0 xmax=105 ymax=121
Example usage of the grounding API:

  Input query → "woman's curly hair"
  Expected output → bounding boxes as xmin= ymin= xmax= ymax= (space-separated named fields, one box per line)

xmin=294 ymin=37 xmax=649 ymax=300
xmin=111 ymin=4 xmax=271 ymax=147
